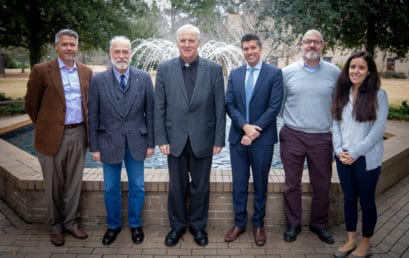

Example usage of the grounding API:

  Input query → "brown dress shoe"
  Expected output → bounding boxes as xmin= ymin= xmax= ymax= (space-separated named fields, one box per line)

xmin=253 ymin=227 xmax=266 ymax=246
xmin=50 ymin=233 xmax=65 ymax=246
xmin=68 ymin=226 xmax=88 ymax=239
xmin=224 ymin=226 xmax=245 ymax=242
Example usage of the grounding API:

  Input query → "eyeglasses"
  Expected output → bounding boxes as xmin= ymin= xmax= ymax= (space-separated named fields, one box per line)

xmin=302 ymin=40 xmax=323 ymax=45
xmin=112 ymin=49 xmax=131 ymax=55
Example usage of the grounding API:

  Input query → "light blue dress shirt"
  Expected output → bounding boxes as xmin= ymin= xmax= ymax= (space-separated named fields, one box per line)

xmin=58 ymin=58 xmax=83 ymax=124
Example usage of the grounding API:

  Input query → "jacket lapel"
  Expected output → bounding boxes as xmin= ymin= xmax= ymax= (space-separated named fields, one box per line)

xmin=123 ymin=68 xmax=140 ymax=118
xmin=250 ymin=62 xmax=267 ymax=99
xmin=172 ymin=58 xmax=189 ymax=104
xmin=48 ymin=59 xmax=66 ymax=105
xmin=103 ymin=69 xmax=124 ymax=117
xmin=77 ymin=63 xmax=89 ymax=115
xmin=239 ymin=65 xmax=247 ymax=106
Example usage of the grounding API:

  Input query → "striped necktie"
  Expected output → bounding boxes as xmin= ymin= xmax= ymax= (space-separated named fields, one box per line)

xmin=120 ymin=74 xmax=126 ymax=91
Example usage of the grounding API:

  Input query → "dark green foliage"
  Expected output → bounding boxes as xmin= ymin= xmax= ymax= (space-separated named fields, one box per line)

xmin=0 ymin=103 xmax=25 ymax=116
xmin=388 ymin=101 xmax=409 ymax=121
xmin=258 ymin=0 xmax=409 ymax=58
xmin=382 ymin=71 xmax=407 ymax=79
xmin=0 ymin=0 xmax=157 ymax=67
xmin=4 ymin=58 xmax=30 ymax=69
xmin=0 ymin=93 xmax=11 ymax=101
xmin=0 ymin=93 xmax=25 ymax=116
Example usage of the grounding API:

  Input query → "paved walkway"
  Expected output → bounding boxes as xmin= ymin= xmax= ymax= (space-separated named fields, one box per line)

xmin=0 ymin=173 xmax=408 ymax=257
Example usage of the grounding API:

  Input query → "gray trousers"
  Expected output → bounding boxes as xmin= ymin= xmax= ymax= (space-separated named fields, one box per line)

xmin=37 ymin=125 xmax=86 ymax=233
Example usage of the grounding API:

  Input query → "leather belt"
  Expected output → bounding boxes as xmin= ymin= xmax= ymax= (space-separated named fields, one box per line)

xmin=64 ymin=122 xmax=84 ymax=129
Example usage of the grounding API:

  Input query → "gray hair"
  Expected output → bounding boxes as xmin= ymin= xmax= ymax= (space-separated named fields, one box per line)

xmin=55 ymin=29 xmax=79 ymax=45
xmin=109 ymin=36 xmax=131 ymax=51
xmin=176 ymin=24 xmax=201 ymax=41
xmin=302 ymin=29 xmax=324 ymax=42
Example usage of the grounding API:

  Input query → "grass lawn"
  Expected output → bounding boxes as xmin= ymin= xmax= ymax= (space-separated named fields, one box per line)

xmin=1 ymin=68 xmax=408 ymax=106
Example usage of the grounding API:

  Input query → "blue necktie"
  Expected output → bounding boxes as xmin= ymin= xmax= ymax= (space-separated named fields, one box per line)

xmin=245 ymin=67 xmax=255 ymax=122
xmin=120 ymin=74 xmax=126 ymax=91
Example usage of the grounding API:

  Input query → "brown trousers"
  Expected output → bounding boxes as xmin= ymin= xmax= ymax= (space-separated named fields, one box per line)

xmin=279 ymin=126 xmax=333 ymax=228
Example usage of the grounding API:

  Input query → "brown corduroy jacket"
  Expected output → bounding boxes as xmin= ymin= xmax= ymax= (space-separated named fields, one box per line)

xmin=25 ymin=58 xmax=92 ymax=156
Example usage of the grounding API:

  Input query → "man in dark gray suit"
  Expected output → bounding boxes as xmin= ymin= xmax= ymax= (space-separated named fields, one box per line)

xmin=88 ymin=36 xmax=154 ymax=245
xmin=154 ymin=24 xmax=226 ymax=247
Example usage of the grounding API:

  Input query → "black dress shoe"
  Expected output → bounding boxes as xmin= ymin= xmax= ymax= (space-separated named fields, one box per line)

xmin=165 ymin=229 xmax=185 ymax=247
xmin=102 ymin=228 xmax=121 ymax=245
xmin=131 ymin=226 xmax=144 ymax=244
xmin=189 ymin=227 xmax=208 ymax=246
xmin=283 ymin=225 xmax=301 ymax=242
xmin=309 ymin=225 xmax=334 ymax=244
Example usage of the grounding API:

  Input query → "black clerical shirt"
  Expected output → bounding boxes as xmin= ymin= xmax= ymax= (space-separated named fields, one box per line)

xmin=180 ymin=56 xmax=199 ymax=101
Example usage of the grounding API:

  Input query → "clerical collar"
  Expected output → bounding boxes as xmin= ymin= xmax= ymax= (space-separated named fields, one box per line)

xmin=180 ymin=56 xmax=199 ymax=68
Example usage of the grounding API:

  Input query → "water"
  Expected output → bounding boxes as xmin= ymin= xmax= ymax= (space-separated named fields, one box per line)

xmin=1 ymin=119 xmax=283 ymax=169
xmin=132 ymin=39 xmax=244 ymax=72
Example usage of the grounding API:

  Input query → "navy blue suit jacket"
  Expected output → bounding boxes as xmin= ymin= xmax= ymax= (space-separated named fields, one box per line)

xmin=226 ymin=62 xmax=283 ymax=146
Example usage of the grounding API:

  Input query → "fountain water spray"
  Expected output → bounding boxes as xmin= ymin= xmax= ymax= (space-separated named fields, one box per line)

xmin=131 ymin=38 xmax=244 ymax=72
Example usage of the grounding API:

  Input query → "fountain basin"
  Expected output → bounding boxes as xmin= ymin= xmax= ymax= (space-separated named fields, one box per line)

xmin=0 ymin=120 xmax=408 ymax=228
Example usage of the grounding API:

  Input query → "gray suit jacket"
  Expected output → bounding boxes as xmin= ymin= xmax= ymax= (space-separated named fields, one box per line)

xmin=154 ymin=57 xmax=226 ymax=158
xmin=88 ymin=67 xmax=154 ymax=164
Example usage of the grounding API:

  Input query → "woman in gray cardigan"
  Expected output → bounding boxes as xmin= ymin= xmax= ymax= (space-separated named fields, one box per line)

xmin=332 ymin=51 xmax=388 ymax=258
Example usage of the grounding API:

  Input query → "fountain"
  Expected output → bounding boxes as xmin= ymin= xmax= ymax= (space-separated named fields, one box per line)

xmin=132 ymin=38 xmax=244 ymax=72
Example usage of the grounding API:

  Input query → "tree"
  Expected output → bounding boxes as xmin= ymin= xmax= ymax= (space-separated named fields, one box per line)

xmin=259 ymin=0 xmax=409 ymax=59
xmin=0 ymin=0 xmax=156 ymax=67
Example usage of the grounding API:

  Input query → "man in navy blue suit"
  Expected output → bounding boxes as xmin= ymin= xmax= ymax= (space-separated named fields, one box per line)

xmin=224 ymin=34 xmax=283 ymax=246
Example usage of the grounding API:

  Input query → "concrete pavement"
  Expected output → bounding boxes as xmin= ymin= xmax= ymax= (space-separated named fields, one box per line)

xmin=1 ymin=173 xmax=408 ymax=257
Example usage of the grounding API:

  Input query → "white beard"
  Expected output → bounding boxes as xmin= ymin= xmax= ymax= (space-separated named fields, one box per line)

xmin=111 ymin=58 xmax=129 ymax=70
xmin=304 ymin=51 xmax=320 ymax=60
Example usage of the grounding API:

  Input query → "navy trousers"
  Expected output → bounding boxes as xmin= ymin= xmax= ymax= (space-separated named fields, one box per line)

xmin=230 ymin=142 xmax=274 ymax=228
xmin=335 ymin=156 xmax=381 ymax=237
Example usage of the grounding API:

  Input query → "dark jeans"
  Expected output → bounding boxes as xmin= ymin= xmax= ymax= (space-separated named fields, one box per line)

xmin=335 ymin=156 xmax=381 ymax=237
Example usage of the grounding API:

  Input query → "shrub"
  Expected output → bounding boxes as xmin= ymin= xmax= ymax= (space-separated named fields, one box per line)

xmin=388 ymin=100 xmax=409 ymax=121
xmin=0 ymin=92 xmax=11 ymax=101
xmin=382 ymin=71 xmax=407 ymax=79
xmin=0 ymin=92 xmax=26 ymax=116
xmin=4 ymin=57 xmax=30 ymax=69
xmin=0 ymin=103 xmax=25 ymax=116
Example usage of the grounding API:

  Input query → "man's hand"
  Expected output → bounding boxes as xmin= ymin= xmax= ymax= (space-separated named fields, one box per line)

xmin=213 ymin=146 xmax=223 ymax=155
xmin=242 ymin=124 xmax=262 ymax=140
xmin=146 ymin=148 xmax=155 ymax=158
xmin=240 ymin=135 xmax=252 ymax=146
xmin=92 ymin=151 xmax=101 ymax=162
xmin=159 ymin=144 xmax=170 ymax=155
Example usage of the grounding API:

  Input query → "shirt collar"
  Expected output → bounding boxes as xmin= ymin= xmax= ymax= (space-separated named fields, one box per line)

xmin=246 ymin=60 xmax=262 ymax=71
xmin=112 ymin=67 xmax=130 ymax=80
xmin=57 ymin=58 xmax=77 ymax=72
xmin=179 ymin=56 xmax=199 ymax=68
xmin=300 ymin=58 xmax=322 ymax=72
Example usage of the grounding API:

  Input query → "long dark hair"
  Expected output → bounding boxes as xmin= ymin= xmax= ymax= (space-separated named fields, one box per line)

xmin=332 ymin=51 xmax=380 ymax=122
